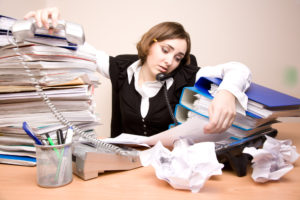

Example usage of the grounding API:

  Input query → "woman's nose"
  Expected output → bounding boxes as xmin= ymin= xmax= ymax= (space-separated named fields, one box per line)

xmin=164 ymin=54 xmax=173 ymax=66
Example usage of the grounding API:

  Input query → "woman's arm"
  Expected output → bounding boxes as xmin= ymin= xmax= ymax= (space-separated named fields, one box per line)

xmin=196 ymin=62 xmax=252 ymax=133
xmin=77 ymin=43 xmax=110 ymax=78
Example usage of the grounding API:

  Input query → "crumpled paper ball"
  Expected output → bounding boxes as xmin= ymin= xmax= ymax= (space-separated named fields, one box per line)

xmin=243 ymin=135 xmax=299 ymax=183
xmin=139 ymin=139 xmax=224 ymax=193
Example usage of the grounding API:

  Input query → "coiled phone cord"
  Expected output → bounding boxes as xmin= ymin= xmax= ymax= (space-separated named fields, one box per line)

xmin=7 ymin=30 xmax=127 ymax=156
xmin=162 ymin=82 xmax=179 ymax=126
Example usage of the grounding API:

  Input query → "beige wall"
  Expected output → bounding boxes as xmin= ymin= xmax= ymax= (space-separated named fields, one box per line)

xmin=1 ymin=0 xmax=299 ymax=137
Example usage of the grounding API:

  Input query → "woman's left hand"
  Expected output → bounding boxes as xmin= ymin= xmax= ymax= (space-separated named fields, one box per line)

xmin=24 ymin=7 xmax=60 ymax=29
xmin=203 ymin=90 xmax=236 ymax=134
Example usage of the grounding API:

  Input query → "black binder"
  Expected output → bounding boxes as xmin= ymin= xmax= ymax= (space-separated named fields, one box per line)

xmin=215 ymin=128 xmax=277 ymax=176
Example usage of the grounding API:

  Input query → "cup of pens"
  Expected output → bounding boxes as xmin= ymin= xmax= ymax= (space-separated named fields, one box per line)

xmin=23 ymin=122 xmax=73 ymax=187
xmin=35 ymin=141 xmax=73 ymax=187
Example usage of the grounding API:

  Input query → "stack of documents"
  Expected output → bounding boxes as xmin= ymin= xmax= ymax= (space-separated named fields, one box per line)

xmin=0 ymin=14 xmax=101 ymax=166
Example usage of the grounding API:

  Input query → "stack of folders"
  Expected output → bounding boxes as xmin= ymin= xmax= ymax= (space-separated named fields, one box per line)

xmin=0 ymin=15 xmax=101 ymax=166
xmin=174 ymin=76 xmax=300 ymax=146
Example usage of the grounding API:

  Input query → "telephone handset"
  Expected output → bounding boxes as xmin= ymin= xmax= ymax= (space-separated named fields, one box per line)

xmin=156 ymin=72 xmax=172 ymax=82
xmin=11 ymin=18 xmax=85 ymax=45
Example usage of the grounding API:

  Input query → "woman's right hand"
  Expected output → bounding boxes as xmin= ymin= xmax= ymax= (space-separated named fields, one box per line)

xmin=203 ymin=89 xmax=236 ymax=134
xmin=24 ymin=7 xmax=60 ymax=29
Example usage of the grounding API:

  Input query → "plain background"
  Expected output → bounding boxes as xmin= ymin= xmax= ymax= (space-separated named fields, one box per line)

xmin=1 ymin=0 xmax=299 ymax=138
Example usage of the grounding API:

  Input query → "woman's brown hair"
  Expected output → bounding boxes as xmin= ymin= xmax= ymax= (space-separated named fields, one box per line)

xmin=136 ymin=22 xmax=191 ymax=66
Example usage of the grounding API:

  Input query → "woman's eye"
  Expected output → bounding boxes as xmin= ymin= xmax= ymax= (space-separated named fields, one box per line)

xmin=161 ymin=47 xmax=169 ymax=53
xmin=175 ymin=56 xmax=183 ymax=62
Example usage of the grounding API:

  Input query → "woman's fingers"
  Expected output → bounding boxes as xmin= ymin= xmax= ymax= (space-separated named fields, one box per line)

xmin=35 ymin=9 xmax=43 ymax=28
xmin=23 ymin=7 xmax=60 ymax=29
xmin=23 ymin=11 xmax=36 ymax=20
xmin=50 ymin=7 xmax=60 ymax=27
xmin=41 ymin=9 xmax=50 ymax=28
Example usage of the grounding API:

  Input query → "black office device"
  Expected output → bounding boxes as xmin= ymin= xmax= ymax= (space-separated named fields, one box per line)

xmin=215 ymin=128 xmax=277 ymax=176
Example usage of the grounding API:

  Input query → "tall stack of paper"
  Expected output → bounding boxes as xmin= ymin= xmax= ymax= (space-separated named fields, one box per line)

xmin=174 ymin=77 xmax=300 ymax=143
xmin=0 ymin=15 xmax=101 ymax=166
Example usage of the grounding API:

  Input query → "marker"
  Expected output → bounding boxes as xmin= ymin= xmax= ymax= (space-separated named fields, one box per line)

xmin=45 ymin=133 xmax=60 ymax=157
xmin=65 ymin=126 xmax=74 ymax=144
xmin=45 ymin=133 xmax=56 ymax=146
xmin=22 ymin=122 xmax=42 ymax=145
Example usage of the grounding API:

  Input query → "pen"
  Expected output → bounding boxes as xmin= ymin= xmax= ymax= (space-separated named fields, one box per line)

xmin=22 ymin=122 xmax=42 ymax=145
xmin=56 ymin=129 xmax=63 ymax=144
xmin=45 ymin=133 xmax=60 ymax=157
xmin=60 ymin=130 xmax=65 ymax=144
xmin=56 ymin=127 xmax=72 ymax=182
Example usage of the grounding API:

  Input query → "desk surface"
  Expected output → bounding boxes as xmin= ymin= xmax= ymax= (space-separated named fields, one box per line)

xmin=1 ymin=122 xmax=300 ymax=200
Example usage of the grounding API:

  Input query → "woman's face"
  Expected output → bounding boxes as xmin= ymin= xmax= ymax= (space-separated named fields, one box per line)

xmin=143 ymin=38 xmax=187 ymax=80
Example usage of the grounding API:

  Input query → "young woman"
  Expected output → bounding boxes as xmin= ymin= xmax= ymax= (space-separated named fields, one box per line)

xmin=24 ymin=7 xmax=251 ymax=138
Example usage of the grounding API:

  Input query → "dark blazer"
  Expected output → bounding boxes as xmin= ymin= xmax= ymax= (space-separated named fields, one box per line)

xmin=108 ymin=54 xmax=199 ymax=137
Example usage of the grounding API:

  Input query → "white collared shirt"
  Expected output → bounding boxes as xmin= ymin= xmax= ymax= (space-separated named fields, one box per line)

xmin=127 ymin=61 xmax=174 ymax=118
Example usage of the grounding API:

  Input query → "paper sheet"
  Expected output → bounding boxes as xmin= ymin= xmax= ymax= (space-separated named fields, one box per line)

xmin=101 ymin=133 xmax=150 ymax=147
xmin=146 ymin=116 xmax=231 ymax=147
xmin=102 ymin=116 xmax=231 ymax=147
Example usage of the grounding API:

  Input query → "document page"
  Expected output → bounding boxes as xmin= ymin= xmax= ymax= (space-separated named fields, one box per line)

xmin=103 ymin=116 xmax=231 ymax=147
xmin=146 ymin=116 xmax=230 ymax=147
xmin=101 ymin=134 xmax=150 ymax=147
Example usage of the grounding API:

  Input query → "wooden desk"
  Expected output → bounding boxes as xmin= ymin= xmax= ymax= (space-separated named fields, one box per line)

xmin=1 ymin=122 xmax=300 ymax=200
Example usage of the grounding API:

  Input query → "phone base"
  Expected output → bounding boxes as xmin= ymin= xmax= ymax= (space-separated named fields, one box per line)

xmin=72 ymin=142 xmax=142 ymax=180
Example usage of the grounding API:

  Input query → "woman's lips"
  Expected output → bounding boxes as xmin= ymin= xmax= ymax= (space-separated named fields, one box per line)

xmin=158 ymin=65 xmax=167 ymax=73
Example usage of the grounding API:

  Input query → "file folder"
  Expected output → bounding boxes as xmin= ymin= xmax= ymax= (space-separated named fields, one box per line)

xmin=195 ymin=77 xmax=300 ymax=109
xmin=177 ymin=86 xmax=264 ymax=131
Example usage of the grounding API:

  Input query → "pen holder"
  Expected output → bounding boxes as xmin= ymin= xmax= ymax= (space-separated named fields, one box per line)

xmin=35 ymin=142 xmax=73 ymax=188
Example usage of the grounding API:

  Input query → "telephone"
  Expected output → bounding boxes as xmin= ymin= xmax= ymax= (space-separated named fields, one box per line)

xmin=10 ymin=18 xmax=141 ymax=180
xmin=11 ymin=18 xmax=85 ymax=45
xmin=72 ymin=141 xmax=142 ymax=180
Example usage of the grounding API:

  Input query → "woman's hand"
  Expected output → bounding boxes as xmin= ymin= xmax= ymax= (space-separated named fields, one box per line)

xmin=204 ymin=90 xmax=236 ymax=134
xmin=24 ymin=7 xmax=60 ymax=29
